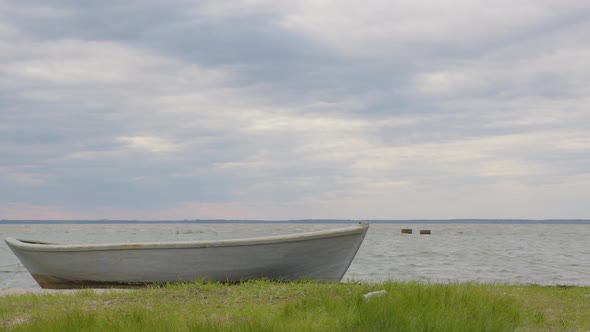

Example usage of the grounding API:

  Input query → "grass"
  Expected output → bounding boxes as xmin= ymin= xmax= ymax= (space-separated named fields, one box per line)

xmin=1 ymin=281 xmax=589 ymax=331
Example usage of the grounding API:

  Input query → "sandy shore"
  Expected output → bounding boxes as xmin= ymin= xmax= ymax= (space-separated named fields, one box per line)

xmin=0 ymin=288 xmax=131 ymax=296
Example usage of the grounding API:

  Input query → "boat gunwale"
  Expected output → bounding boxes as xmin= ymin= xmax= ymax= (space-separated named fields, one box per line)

xmin=5 ymin=223 xmax=369 ymax=252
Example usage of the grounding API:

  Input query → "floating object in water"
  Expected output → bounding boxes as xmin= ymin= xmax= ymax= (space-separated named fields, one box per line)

xmin=401 ymin=228 xmax=413 ymax=234
xmin=420 ymin=230 xmax=431 ymax=235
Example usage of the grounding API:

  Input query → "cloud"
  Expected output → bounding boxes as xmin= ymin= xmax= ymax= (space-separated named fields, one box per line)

xmin=276 ymin=0 xmax=589 ymax=58
xmin=117 ymin=136 xmax=182 ymax=153
xmin=1 ymin=1 xmax=589 ymax=219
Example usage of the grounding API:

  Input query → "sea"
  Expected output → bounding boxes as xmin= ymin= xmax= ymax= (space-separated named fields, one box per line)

xmin=1 ymin=220 xmax=589 ymax=288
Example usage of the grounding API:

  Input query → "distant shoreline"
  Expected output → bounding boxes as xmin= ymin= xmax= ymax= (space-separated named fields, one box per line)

xmin=1 ymin=219 xmax=590 ymax=225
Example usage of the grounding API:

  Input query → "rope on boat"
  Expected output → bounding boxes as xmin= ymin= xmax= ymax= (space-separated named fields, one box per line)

xmin=0 ymin=263 xmax=25 ymax=273
xmin=413 ymin=235 xmax=590 ymax=277
xmin=0 ymin=246 xmax=13 ymax=254
xmin=0 ymin=247 xmax=24 ymax=272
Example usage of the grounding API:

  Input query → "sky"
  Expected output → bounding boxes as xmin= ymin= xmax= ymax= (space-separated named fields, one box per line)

xmin=1 ymin=0 xmax=589 ymax=220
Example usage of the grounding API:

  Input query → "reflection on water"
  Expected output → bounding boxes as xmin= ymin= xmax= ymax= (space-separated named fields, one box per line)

xmin=1 ymin=223 xmax=589 ymax=288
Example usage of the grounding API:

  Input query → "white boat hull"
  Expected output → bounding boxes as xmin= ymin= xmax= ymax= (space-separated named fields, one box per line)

xmin=5 ymin=223 xmax=368 ymax=289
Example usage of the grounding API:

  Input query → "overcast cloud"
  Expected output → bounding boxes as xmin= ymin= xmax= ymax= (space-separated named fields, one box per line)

xmin=1 ymin=0 xmax=589 ymax=220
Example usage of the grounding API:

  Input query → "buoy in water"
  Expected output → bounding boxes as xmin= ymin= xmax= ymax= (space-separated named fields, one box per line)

xmin=401 ymin=228 xmax=412 ymax=234
xmin=419 ymin=230 xmax=431 ymax=235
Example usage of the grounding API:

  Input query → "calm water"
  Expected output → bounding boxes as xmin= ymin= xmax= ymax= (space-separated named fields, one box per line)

xmin=1 ymin=223 xmax=589 ymax=288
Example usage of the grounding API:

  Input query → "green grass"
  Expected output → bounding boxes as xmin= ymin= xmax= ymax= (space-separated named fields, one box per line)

xmin=1 ymin=281 xmax=588 ymax=331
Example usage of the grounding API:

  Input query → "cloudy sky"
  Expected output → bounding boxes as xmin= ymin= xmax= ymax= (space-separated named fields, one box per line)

xmin=1 ymin=0 xmax=589 ymax=220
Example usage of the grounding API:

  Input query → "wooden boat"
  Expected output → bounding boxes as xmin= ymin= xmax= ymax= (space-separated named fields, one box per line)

xmin=5 ymin=223 xmax=369 ymax=289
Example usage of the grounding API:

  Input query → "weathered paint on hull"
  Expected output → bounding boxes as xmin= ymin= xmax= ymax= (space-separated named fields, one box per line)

xmin=6 ymin=224 xmax=368 ymax=289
